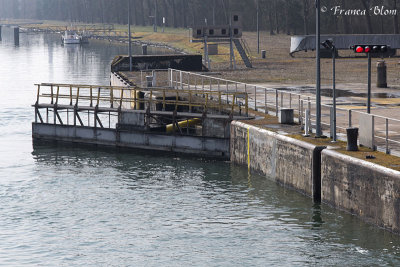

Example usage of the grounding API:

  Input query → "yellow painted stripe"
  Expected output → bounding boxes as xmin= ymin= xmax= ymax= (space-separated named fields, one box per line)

xmin=247 ymin=127 xmax=250 ymax=169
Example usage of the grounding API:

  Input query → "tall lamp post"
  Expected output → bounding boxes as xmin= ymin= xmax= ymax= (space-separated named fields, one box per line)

xmin=257 ymin=0 xmax=260 ymax=54
xmin=322 ymin=39 xmax=336 ymax=141
xmin=128 ymin=0 xmax=132 ymax=72
xmin=315 ymin=0 xmax=322 ymax=137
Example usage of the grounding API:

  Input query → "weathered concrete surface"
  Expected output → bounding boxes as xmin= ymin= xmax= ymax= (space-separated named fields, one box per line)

xmin=321 ymin=149 xmax=400 ymax=234
xmin=231 ymin=121 xmax=324 ymax=199
xmin=33 ymin=123 xmax=230 ymax=158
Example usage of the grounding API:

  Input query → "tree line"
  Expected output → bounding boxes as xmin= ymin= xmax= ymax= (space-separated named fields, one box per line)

xmin=0 ymin=0 xmax=399 ymax=35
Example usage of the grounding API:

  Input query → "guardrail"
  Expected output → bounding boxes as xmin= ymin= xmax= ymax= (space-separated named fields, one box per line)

xmin=34 ymin=83 xmax=248 ymax=129
xmin=167 ymin=68 xmax=400 ymax=156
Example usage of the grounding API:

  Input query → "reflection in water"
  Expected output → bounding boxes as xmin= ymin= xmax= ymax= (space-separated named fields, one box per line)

xmin=312 ymin=203 xmax=324 ymax=228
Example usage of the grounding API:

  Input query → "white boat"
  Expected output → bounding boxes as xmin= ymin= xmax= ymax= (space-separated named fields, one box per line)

xmin=62 ymin=31 xmax=81 ymax=44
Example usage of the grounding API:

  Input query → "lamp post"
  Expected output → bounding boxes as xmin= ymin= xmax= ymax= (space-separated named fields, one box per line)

xmin=128 ymin=0 xmax=132 ymax=72
xmin=315 ymin=0 xmax=322 ymax=137
xmin=322 ymin=39 xmax=336 ymax=141
xmin=257 ymin=0 xmax=260 ymax=54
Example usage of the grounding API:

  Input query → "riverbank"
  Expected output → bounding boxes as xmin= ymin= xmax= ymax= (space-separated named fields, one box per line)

xmin=4 ymin=19 xmax=400 ymax=87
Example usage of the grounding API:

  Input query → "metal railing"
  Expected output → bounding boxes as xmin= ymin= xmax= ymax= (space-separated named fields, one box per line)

xmin=34 ymin=83 xmax=249 ymax=128
xmin=168 ymin=68 xmax=400 ymax=155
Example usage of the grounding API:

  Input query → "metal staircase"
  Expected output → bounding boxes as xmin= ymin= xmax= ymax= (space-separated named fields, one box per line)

xmin=233 ymin=39 xmax=252 ymax=68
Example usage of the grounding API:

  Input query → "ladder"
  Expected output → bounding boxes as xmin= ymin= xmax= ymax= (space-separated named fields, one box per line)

xmin=233 ymin=39 xmax=253 ymax=68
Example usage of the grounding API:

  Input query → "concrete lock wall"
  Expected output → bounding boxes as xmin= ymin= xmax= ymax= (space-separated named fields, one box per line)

xmin=321 ymin=149 xmax=400 ymax=234
xmin=32 ymin=123 xmax=230 ymax=158
xmin=230 ymin=121 xmax=323 ymax=199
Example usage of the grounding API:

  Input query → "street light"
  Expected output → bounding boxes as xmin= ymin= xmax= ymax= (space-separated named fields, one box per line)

xmin=315 ymin=0 xmax=322 ymax=137
xmin=257 ymin=0 xmax=260 ymax=54
xmin=322 ymin=39 xmax=336 ymax=141
xmin=128 ymin=0 xmax=132 ymax=72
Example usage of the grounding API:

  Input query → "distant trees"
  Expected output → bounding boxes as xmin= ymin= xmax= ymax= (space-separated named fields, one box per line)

xmin=0 ymin=0 xmax=400 ymax=34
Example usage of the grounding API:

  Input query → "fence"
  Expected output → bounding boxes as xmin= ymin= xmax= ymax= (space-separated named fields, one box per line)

xmin=34 ymin=83 xmax=248 ymax=129
xmin=167 ymin=68 xmax=400 ymax=156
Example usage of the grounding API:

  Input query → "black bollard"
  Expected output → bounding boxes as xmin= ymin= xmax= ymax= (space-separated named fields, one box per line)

xmin=142 ymin=45 xmax=148 ymax=55
xmin=346 ymin=127 xmax=359 ymax=151
xmin=261 ymin=50 xmax=266 ymax=59
xmin=14 ymin=27 xmax=19 ymax=46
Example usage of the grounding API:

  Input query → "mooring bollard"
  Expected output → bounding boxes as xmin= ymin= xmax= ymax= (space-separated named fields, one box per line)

xmin=377 ymin=60 xmax=387 ymax=88
xmin=14 ymin=26 xmax=19 ymax=46
xmin=142 ymin=45 xmax=148 ymax=55
xmin=346 ymin=127 xmax=359 ymax=151
xmin=261 ymin=50 xmax=266 ymax=59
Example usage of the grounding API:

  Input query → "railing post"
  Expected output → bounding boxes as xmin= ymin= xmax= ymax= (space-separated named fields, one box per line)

xmin=169 ymin=69 xmax=172 ymax=87
xmin=264 ymin=88 xmax=267 ymax=114
xmin=245 ymin=93 xmax=249 ymax=116
xmin=386 ymin=118 xmax=390 ymax=154
xmin=36 ymin=84 xmax=41 ymax=104
xmin=289 ymin=93 xmax=292 ymax=108
xmin=110 ymin=88 xmax=114 ymax=108
xmin=348 ymin=109 xmax=352 ymax=128
xmin=275 ymin=90 xmax=278 ymax=116
xmin=280 ymin=91 xmax=283 ymax=108
xmin=175 ymin=71 xmax=178 ymax=89
xmin=226 ymin=81 xmax=229 ymax=104
xmin=55 ymin=86 xmax=60 ymax=105
xmin=300 ymin=99 xmax=304 ymax=129
xmin=298 ymin=95 xmax=301 ymax=123
xmin=254 ymin=86 xmax=257 ymax=111
xmin=180 ymin=71 xmax=183 ymax=90
xmin=163 ymin=90 xmax=166 ymax=111
xmin=90 ymin=86 xmax=93 ymax=107
xmin=50 ymin=85 xmax=54 ymax=104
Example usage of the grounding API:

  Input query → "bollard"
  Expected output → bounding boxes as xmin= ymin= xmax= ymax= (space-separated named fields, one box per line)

xmin=261 ymin=50 xmax=266 ymax=59
xmin=142 ymin=45 xmax=148 ymax=55
xmin=346 ymin=127 xmax=359 ymax=151
xmin=14 ymin=26 xmax=19 ymax=46
xmin=377 ymin=60 xmax=387 ymax=88
xmin=279 ymin=108 xmax=294 ymax=124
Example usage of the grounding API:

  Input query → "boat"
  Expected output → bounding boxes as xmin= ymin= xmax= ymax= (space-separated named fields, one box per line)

xmin=62 ymin=31 xmax=82 ymax=44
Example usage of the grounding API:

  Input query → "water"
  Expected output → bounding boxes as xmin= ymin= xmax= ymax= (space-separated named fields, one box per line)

xmin=0 ymin=30 xmax=400 ymax=266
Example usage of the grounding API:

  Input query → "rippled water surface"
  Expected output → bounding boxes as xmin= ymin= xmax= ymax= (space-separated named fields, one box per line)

xmin=0 ymin=29 xmax=400 ymax=266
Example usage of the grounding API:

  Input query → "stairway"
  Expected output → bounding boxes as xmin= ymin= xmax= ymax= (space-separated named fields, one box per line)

xmin=233 ymin=39 xmax=252 ymax=68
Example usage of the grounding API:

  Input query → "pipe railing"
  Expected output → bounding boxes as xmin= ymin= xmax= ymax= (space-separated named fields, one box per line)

xmin=168 ymin=68 xmax=400 ymax=155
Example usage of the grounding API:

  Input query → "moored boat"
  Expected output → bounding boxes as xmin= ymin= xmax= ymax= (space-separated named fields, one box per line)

xmin=62 ymin=31 xmax=81 ymax=44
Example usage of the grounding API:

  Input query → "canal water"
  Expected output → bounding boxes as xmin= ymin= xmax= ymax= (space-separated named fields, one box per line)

xmin=0 ymin=29 xmax=399 ymax=266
